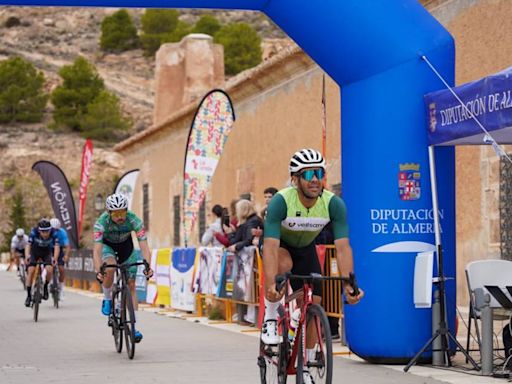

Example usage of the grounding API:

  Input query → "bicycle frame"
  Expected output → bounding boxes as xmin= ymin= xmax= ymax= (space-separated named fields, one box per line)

xmin=277 ymin=273 xmax=358 ymax=376
xmin=281 ymin=282 xmax=315 ymax=375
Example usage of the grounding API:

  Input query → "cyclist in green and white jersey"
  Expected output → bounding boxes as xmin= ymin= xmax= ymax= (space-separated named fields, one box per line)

xmin=261 ymin=149 xmax=364 ymax=380
xmin=93 ymin=193 xmax=153 ymax=343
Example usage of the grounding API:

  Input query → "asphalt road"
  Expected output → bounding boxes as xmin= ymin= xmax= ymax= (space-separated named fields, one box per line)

xmin=0 ymin=270 xmax=449 ymax=384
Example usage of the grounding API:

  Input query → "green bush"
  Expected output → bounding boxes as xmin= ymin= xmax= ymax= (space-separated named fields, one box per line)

xmin=141 ymin=9 xmax=179 ymax=34
xmin=140 ymin=9 xmax=193 ymax=56
xmin=100 ymin=9 xmax=138 ymax=52
xmin=81 ymin=90 xmax=131 ymax=141
xmin=0 ymin=57 xmax=48 ymax=123
xmin=50 ymin=56 xmax=104 ymax=131
xmin=192 ymin=15 xmax=221 ymax=37
xmin=1 ymin=190 xmax=27 ymax=252
xmin=214 ymin=23 xmax=262 ymax=75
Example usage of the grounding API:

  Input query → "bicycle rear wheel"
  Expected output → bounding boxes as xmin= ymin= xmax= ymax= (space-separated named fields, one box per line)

xmin=112 ymin=286 xmax=123 ymax=353
xmin=122 ymin=288 xmax=136 ymax=359
xmin=258 ymin=306 xmax=289 ymax=384
xmin=296 ymin=304 xmax=332 ymax=384
xmin=33 ymin=276 xmax=42 ymax=322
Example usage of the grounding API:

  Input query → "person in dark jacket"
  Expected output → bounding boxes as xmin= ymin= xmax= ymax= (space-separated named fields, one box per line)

xmin=227 ymin=199 xmax=263 ymax=253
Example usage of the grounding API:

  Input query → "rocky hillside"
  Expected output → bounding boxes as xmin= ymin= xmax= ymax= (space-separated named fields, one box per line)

xmin=0 ymin=6 xmax=287 ymax=248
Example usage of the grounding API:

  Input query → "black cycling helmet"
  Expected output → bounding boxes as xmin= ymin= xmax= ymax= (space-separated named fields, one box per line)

xmin=38 ymin=218 xmax=51 ymax=231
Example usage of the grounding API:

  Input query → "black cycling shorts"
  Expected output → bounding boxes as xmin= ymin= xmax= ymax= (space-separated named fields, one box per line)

xmin=29 ymin=248 xmax=52 ymax=267
xmin=280 ymin=241 xmax=322 ymax=296
xmin=103 ymin=238 xmax=134 ymax=264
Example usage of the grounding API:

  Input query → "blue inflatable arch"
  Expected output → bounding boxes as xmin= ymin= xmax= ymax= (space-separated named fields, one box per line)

xmin=5 ymin=0 xmax=456 ymax=362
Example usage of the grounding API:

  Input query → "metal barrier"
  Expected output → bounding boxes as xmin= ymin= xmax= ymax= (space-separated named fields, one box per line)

xmin=321 ymin=245 xmax=343 ymax=319
xmin=64 ymin=249 xmax=100 ymax=291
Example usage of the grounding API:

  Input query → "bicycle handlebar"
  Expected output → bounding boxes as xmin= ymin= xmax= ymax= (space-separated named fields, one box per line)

xmin=275 ymin=272 xmax=360 ymax=298
xmin=99 ymin=260 xmax=151 ymax=279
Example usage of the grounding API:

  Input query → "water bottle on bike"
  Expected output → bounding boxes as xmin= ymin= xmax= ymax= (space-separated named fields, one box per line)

xmin=287 ymin=308 xmax=301 ymax=343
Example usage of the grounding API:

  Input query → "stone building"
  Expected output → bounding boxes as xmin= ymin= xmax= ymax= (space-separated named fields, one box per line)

xmin=115 ymin=0 xmax=512 ymax=306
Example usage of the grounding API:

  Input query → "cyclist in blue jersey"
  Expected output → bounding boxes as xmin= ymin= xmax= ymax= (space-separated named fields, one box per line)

xmin=50 ymin=218 xmax=71 ymax=299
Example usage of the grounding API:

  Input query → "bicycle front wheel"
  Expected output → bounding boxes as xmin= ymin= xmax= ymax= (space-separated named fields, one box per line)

xmin=122 ymin=288 xmax=136 ymax=359
xmin=19 ymin=264 xmax=26 ymax=288
xmin=258 ymin=306 xmax=288 ymax=384
xmin=33 ymin=277 xmax=42 ymax=322
xmin=112 ymin=286 xmax=123 ymax=353
xmin=296 ymin=304 xmax=332 ymax=384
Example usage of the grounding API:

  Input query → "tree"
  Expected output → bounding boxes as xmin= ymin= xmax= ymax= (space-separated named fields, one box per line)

xmin=214 ymin=23 xmax=262 ymax=75
xmin=192 ymin=15 xmax=221 ymax=37
xmin=141 ymin=9 xmax=179 ymax=34
xmin=100 ymin=9 xmax=138 ymax=52
xmin=50 ymin=56 xmax=104 ymax=131
xmin=140 ymin=9 xmax=192 ymax=56
xmin=1 ymin=190 xmax=27 ymax=252
xmin=81 ymin=91 xmax=131 ymax=141
xmin=0 ymin=57 xmax=48 ymax=123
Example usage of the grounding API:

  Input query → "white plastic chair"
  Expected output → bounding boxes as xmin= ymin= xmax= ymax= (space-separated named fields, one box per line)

xmin=465 ymin=259 xmax=512 ymax=359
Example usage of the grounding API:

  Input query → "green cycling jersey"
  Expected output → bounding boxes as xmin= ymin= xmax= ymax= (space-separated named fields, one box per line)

xmin=263 ymin=186 xmax=348 ymax=248
xmin=93 ymin=211 xmax=147 ymax=244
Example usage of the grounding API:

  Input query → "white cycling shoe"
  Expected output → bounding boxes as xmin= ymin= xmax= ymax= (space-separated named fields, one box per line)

xmin=261 ymin=319 xmax=280 ymax=345
xmin=303 ymin=370 xmax=315 ymax=384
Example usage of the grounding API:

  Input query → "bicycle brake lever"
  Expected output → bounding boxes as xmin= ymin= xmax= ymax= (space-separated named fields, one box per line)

xmin=275 ymin=274 xmax=287 ymax=292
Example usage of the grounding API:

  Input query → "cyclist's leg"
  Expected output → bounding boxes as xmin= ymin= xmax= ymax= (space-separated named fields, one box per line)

xmin=261 ymin=246 xmax=292 ymax=344
xmin=25 ymin=254 xmax=37 ymax=304
xmin=42 ymin=253 xmax=53 ymax=300
xmin=121 ymin=251 xmax=143 ymax=342
xmin=101 ymin=245 xmax=117 ymax=315
xmin=14 ymin=251 xmax=20 ymax=273
xmin=57 ymin=252 xmax=65 ymax=296
xmin=121 ymin=251 xmax=139 ymax=311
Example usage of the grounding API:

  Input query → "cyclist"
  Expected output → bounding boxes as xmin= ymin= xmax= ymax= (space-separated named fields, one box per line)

xmin=10 ymin=228 xmax=28 ymax=275
xmin=25 ymin=219 xmax=60 ymax=307
xmin=261 ymin=148 xmax=364 ymax=383
xmin=50 ymin=218 xmax=71 ymax=299
xmin=93 ymin=193 xmax=153 ymax=343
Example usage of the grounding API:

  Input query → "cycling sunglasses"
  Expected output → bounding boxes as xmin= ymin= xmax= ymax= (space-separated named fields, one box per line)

xmin=299 ymin=168 xmax=325 ymax=182
xmin=110 ymin=210 xmax=127 ymax=219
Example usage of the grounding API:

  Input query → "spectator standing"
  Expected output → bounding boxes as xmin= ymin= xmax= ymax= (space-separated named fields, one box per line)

xmin=201 ymin=204 xmax=225 ymax=247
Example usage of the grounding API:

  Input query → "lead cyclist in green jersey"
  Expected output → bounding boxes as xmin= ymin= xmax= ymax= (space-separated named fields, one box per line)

xmin=93 ymin=193 xmax=153 ymax=343
xmin=261 ymin=148 xmax=364 ymax=383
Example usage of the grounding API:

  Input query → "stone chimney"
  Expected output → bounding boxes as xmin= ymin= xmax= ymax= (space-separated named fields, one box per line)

xmin=153 ymin=34 xmax=225 ymax=125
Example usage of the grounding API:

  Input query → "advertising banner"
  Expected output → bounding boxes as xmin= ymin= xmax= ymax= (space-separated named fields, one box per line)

xmin=78 ymin=139 xmax=93 ymax=239
xmin=232 ymin=246 xmax=256 ymax=303
xmin=183 ymin=90 xmax=235 ymax=245
xmin=170 ymin=248 xmax=197 ymax=311
xmin=155 ymin=248 xmax=171 ymax=307
xmin=113 ymin=169 xmax=140 ymax=210
xmin=218 ymin=251 xmax=235 ymax=298
xmin=32 ymin=160 xmax=79 ymax=248
xmin=194 ymin=247 xmax=224 ymax=295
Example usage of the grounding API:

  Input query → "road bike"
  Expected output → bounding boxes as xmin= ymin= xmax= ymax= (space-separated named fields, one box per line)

xmin=31 ymin=260 xmax=45 ymax=322
xmin=258 ymin=272 xmax=359 ymax=384
xmin=100 ymin=261 xmax=150 ymax=359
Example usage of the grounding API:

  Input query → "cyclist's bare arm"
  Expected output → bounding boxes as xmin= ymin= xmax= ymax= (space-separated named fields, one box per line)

xmin=25 ymin=244 xmax=31 ymax=259
xmin=53 ymin=245 xmax=60 ymax=264
xmin=263 ymin=237 xmax=282 ymax=302
xmin=64 ymin=245 xmax=71 ymax=262
xmin=138 ymin=239 xmax=151 ymax=265
xmin=335 ymin=238 xmax=363 ymax=304
xmin=93 ymin=242 xmax=103 ymax=272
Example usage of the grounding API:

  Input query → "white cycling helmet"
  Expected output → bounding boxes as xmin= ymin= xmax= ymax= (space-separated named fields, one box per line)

xmin=50 ymin=218 xmax=61 ymax=229
xmin=105 ymin=193 xmax=128 ymax=211
xmin=289 ymin=148 xmax=325 ymax=174
xmin=15 ymin=228 xmax=25 ymax=236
